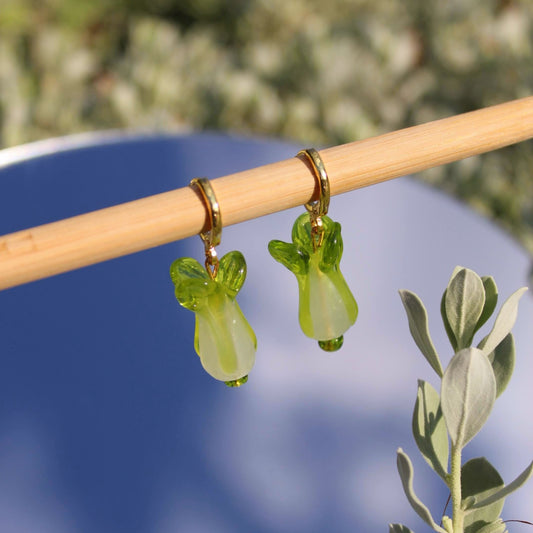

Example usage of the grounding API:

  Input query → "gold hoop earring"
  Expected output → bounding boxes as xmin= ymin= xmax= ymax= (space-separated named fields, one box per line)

xmin=169 ymin=177 xmax=256 ymax=387
xmin=190 ymin=177 xmax=222 ymax=279
xmin=298 ymin=148 xmax=331 ymax=250
xmin=269 ymin=149 xmax=358 ymax=352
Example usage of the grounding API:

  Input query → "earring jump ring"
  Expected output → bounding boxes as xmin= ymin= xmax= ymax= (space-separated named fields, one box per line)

xmin=189 ymin=177 xmax=222 ymax=278
xmin=297 ymin=148 xmax=330 ymax=218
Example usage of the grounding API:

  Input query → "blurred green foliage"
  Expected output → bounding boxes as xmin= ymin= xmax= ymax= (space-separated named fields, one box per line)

xmin=0 ymin=0 xmax=532 ymax=254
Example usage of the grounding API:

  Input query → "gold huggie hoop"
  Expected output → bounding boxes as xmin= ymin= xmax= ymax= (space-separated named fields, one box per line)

xmin=296 ymin=148 xmax=331 ymax=250
xmin=190 ymin=177 xmax=222 ymax=279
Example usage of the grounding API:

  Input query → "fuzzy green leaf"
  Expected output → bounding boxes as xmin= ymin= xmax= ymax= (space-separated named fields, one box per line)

xmin=399 ymin=290 xmax=443 ymax=377
xmin=389 ymin=524 xmax=415 ymax=533
xmin=396 ymin=449 xmax=447 ymax=533
xmin=441 ymin=348 xmax=496 ymax=447
xmin=445 ymin=268 xmax=485 ymax=350
xmin=474 ymin=277 xmax=499 ymax=334
xmin=462 ymin=457 xmax=504 ymax=533
xmin=412 ymin=380 xmax=448 ymax=479
xmin=478 ymin=333 xmax=515 ymax=398
xmin=441 ymin=516 xmax=453 ymax=533
xmin=468 ymin=460 xmax=533 ymax=510
xmin=480 ymin=287 xmax=527 ymax=357
xmin=441 ymin=288 xmax=458 ymax=351
xmin=475 ymin=519 xmax=507 ymax=533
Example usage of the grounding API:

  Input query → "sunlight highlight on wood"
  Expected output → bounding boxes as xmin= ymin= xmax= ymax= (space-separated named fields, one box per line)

xmin=1 ymin=96 xmax=533 ymax=291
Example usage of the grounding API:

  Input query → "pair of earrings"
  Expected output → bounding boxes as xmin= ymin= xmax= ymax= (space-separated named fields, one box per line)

xmin=169 ymin=149 xmax=358 ymax=387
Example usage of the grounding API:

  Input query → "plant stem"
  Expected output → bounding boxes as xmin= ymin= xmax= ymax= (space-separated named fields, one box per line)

xmin=450 ymin=443 xmax=464 ymax=533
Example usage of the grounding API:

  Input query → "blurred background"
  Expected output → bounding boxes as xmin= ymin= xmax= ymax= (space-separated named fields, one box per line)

xmin=1 ymin=0 xmax=533 ymax=253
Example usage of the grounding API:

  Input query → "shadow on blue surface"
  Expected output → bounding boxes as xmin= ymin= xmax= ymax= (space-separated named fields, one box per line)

xmin=0 ymin=133 xmax=532 ymax=533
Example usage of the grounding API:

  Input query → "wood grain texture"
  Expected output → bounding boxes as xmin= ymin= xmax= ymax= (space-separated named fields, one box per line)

xmin=1 ymin=96 xmax=533 ymax=291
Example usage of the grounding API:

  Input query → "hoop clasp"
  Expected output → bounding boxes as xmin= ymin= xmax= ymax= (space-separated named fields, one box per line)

xmin=297 ymin=148 xmax=331 ymax=250
xmin=190 ymin=177 xmax=222 ymax=278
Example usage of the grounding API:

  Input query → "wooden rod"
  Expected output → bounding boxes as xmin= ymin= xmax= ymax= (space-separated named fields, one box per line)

xmin=1 ymin=96 xmax=533 ymax=291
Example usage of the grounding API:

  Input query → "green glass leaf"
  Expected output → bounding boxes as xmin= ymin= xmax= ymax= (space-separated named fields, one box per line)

xmin=389 ymin=524 xmax=415 ymax=533
xmin=478 ymin=333 xmax=515 ymax=398
xmin=475 ymin=519 xmax=507 ymax=533
xmin=319 ymin=220 xmax=342 ymax=270
xmin=441 ymin=348 xmax=496 ymax=448
xmin=480 ymin=287 xmax=527 ymax=357
xmin=462 ymin=457 xmax=504 ymax=533
xmin=291 ymin=213 xmax=313 ymax=251
xmin=174 ymin=277 xmax=212 ymax=311
xmin=396 ymin=448 xmax=447 ymax=533
xmin=399 ymin=290 xmax=443 ymax=377
xmin=474 ymin=277 xmax=499 ymax=334
xmin=170 ymin=257 xmax=209 ymax=285
xmin=445 ymin=267 xmax=485 ymax=350
xmin=216 ymin=251 xmax=247 ymax=297
xmin=468 ymin=460 xmax=533 ymax=511
xmin=441 ymin=288 xmax=458 ymax=352
xmin=268 ymin=240 xmax=308 ymax=275
xmin=412 ymin=380 xmax=448 ymax=479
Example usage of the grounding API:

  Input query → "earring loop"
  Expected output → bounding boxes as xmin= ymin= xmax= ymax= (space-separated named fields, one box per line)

xmin=296 ymin=148 xmax=331 ymax=250
xmin=171 ymin=179 xmax=256 ymax=386
xmin=298 ymin=148 xmax=330 ymax=218
xmin=190 ymin=177 xmax=222 ymax=278
xmin=269 ymin=147 xmax=358 ymax=352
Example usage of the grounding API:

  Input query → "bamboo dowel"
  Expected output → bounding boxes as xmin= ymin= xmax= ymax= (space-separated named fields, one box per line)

xmin=1 ymin=96 xmax=533 ymax=291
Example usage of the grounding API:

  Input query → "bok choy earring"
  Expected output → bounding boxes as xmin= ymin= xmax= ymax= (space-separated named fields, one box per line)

xmin=268 ymin=148 xmax=358 ymax=351
xmin=169 ymin=177 xmax=256 ymax=387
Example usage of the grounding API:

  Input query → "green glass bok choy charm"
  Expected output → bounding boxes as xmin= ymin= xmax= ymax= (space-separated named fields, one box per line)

xmin=268 ymin=149 xmax=358 ymax=351
xmin=170 ymin=252 xmax=256 ymax=386
xmin=170 ymin=178 xmax=256 ymax=387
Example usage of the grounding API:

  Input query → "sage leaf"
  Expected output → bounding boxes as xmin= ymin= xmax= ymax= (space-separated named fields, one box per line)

xmin=469 ymin=460 xmax=533 ymax=510
xmin=441 ymin=348 xmax=496 ymax=447
xmin=412 ymin=380 xmax=448 ymax=479
xmin=441 ymin=516 xmax=453 ymax=533
xmin=396 ymin=448 xmax=447 ymax=533
xmin=441 ymin=289 xmax=458 ymax=351
xmin=445 ymin=268 xmax=485 ymax=350
xmin=389 ymin=524 xmax=415 ymax=533
xmin=475 ymin=519 xmax=507 ymax=533
xmin=478 ymin=333 xmax=515 ymax=398
xmin=474 ymin=277 xmax=498 ymax=334
xmin=399 ymin=290 xmax=443 ymax=377
xmin=480 ymin=287 xmax=528 ymax=357
xmin=440 ymin=267 xmax=463 ymax=351
xmin=461 ymin=457 xmax=504 ymax=533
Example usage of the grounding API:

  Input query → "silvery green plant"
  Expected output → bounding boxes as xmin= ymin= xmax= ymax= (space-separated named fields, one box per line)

xmin=390 ymin=267 xmax=532 ymax=533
